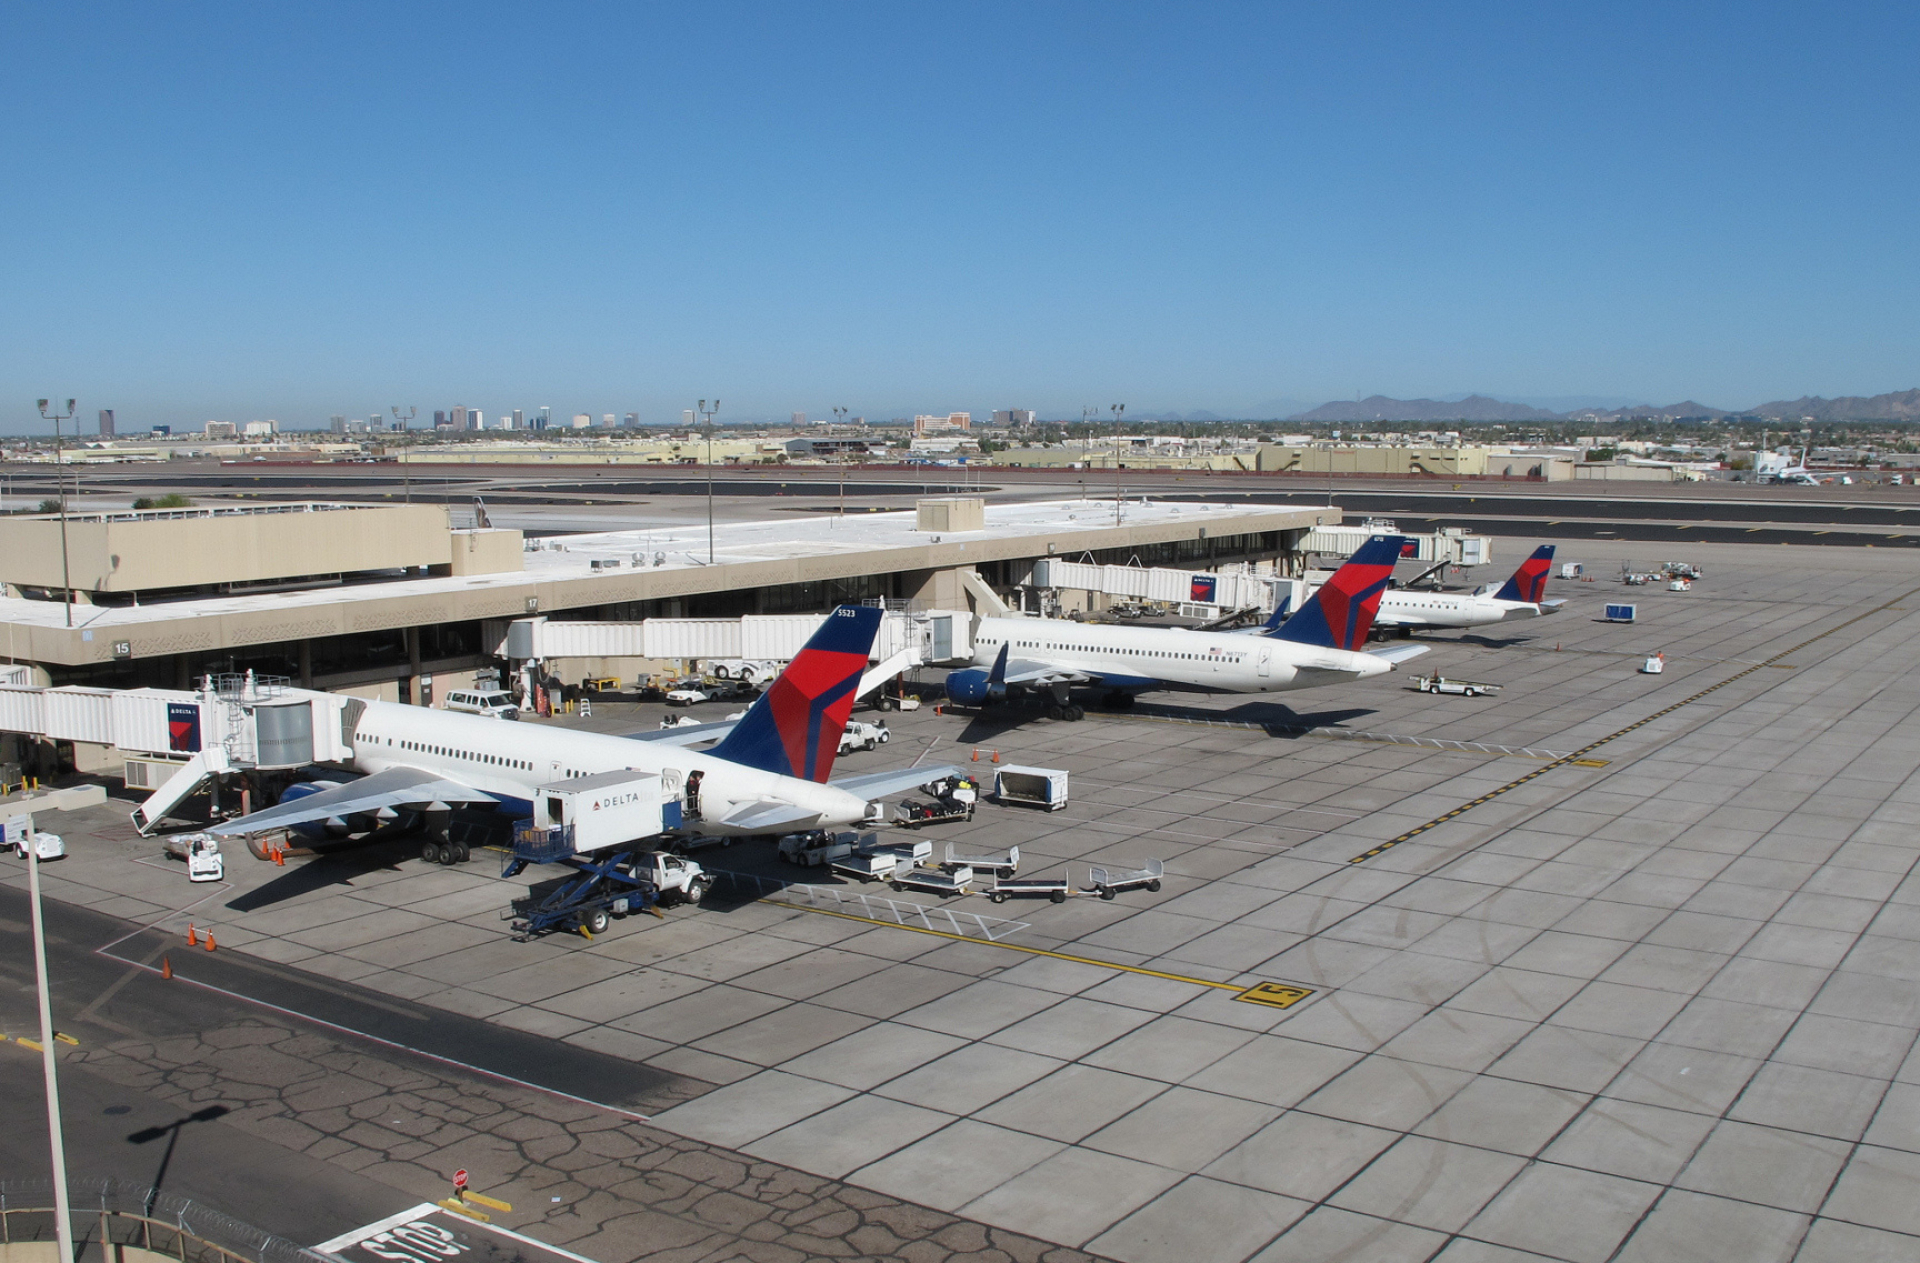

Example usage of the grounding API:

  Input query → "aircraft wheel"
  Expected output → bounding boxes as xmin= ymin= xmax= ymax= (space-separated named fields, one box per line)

xmin=584 ymin=909 xmax=610 ymax=935
xmin=421 ymin=841 xmax=443 ymax=864
xmin=1067 ymin=705 xmax=1086 ymax=721
xmin=1046 ymin=704 xmax=1064 ymax=720
xmin=451 ymin=841 xmax=471 ymax=864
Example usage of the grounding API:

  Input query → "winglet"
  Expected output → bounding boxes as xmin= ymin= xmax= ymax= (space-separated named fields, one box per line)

xmin=1494 ymin=544 xmax=1555 ymax=604
xmin=1269 ymin=535 xmax=1406 ymax=650
xmin=709 ymin=604 xmax=883 ymax=783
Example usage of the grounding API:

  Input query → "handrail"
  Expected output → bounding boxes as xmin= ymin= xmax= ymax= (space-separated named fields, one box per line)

xmin=0 ymin=1179 xmax=331 ymax=1263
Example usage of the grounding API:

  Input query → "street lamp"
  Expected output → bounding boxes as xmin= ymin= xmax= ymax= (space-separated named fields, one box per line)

xmin=1111 ymin=403 xmax=1125 ymax=525
xmin=26 ymin=830 xmax=76 ymax=1263
xmin=36 ymin=399 xmax=76 ymax=628
xmin=698 ymin=399 xmax=719 ymax=563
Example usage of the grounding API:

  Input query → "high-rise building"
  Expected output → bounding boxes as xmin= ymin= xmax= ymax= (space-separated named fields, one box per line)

xmin=331 ymin=414 xmax=348 ymax=434
xmin=470 ymin=410 xmax=485 ymax=430
xmin=98 ymin=409 xmax=115 ymax=437
xmin=624 ymin=412 xmax=638 ymax=427
xmin=682 ymin=409 xmax=696 ymax=427
xmin=538 ymin=406 xmax=552 ymax=431
xmin=571 ymin=414 xmax=592 ymax=429
xmin=512 ymin=409 xmax=524 ymax=429
xmin=432 ymin=410 xmax=446 ymax=428
xmin=992 ymin=409 xmax=1036 ymax=426
xmin=451 ymin=405 xmax=468 ymax=430
xmin=602 ymin=414 xmax=615 ymax=428
xmin=792 ymin=411 xmax=808 ymax=427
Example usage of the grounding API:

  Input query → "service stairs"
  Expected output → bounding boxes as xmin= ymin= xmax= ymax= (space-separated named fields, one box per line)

xmin=132 ymin=745 xmax=234 ymax=835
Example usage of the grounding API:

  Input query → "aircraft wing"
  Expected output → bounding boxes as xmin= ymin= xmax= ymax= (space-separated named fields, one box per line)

xmin=623 ymin=720 xmax=739 ymax=746
xmin=1367 ymin=644 xmax=1432 ymax=666
xmin=717 ymin=801 xmax=826 ymax=833
xmin=205 ymin=766 xmax=498 ymax=836
xmin=1002 ymin=658 xmax=1089 ymax=686
xmin=1374 ymin=612 xmax=1433 ymax=628
xmin=831 ymin=763 xmax=967 ymax=800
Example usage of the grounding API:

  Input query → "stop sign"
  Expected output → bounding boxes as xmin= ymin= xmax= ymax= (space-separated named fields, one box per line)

xmin=453 ymin=1170 xmax=469 ymax=1190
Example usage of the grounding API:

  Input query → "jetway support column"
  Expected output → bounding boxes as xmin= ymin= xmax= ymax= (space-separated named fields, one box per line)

xmin=406 ymin=627 xmax=423 ymax=705
xmin=299 ymin=641 xmax=312 ymax=688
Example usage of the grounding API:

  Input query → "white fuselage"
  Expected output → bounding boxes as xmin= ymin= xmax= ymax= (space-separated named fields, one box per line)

xmin=972 ymin=617 xmax=1391 ymax=693
xmin=348 ymin=701 xmax=871 ymax=834
xmin=1370 ymin=588 xmax=1548 ymax=629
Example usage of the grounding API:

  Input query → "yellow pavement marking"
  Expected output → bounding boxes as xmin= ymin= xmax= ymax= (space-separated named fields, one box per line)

xmin=16 ymin=1038 xmax=43 ymax=1051
xmin=1349 ymin=585 xmax=1920 ymax=864
xmin=436 ymin=1200 xmax=489 ymax=1222
xmin=464 ymin=1193 xmax=512 ymax=1213
xmin=776 ymin=901 xmax=1313 ymax=1001
xmin=1237 ymin=982 xmax=1314 ymax=1009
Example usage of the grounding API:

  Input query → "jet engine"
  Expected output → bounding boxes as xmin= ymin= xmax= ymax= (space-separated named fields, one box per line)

xmin=945 ymin=668 xmax=1001 ymax=707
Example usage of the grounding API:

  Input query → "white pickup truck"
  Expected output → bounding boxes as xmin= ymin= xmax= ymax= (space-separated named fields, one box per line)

xmin=837 ymin=720 xmax=890 ymax=754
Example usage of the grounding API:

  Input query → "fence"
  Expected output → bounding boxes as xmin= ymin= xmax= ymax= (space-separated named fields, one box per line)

xmin=0 ymin=1179 xmax=332 ymax=1263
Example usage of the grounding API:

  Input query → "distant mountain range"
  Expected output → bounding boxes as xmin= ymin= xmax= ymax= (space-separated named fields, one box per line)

xmin=1286 ymin=387 xmax=1920 ymax=423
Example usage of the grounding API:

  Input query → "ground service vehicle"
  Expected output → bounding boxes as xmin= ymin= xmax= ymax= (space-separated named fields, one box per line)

xmin=838 ymin=720 xmax=890 ymax=754
xmin=1413 ymin=674 xmax=1502 ymax=698
xmin=444 ymin=690 xmax=520 ymax=719
xmin=896 ymin=775 xmax=979 ymax=828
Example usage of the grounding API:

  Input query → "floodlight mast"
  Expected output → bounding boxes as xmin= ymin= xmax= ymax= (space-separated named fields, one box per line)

xmin=1111 ymin=403 xmax=1125 ymax=525
xmin=833 ymin=406 xmax=849 ymax=515
xmin=37 ymin=398 xmax=77 ymax=628
xmin=698 ymin=399 xmax=720 ymax=562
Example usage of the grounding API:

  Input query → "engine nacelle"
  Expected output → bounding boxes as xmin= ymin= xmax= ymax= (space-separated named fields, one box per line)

xmin=278 ymin=780 xmax=349 ymax=840
xmin=945 ymin=669 xmax=1000 ymax=707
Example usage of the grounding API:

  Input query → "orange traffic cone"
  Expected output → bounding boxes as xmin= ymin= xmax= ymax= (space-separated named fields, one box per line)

xmin=204 ymin=931 xmax=216 ymax=952
xmin=186 ymin=923 xmax=197 ymax=947
xmin=971 ymin=748 xmax=979 ymax=762
xmin=161 ymin=956 xmax=172 ymax=980
xmin=274 ymin=846 xmax=285 ymax=867
xmin=991 ymin=750 xmax=1000 ymax=763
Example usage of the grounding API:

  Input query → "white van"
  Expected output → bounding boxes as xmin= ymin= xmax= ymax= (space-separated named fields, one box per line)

xmin=444 ymin=689 xmax=521 ymax=720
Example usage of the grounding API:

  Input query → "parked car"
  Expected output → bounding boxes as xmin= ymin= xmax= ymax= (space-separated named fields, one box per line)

xmin=664 ymin=687 xmax=710 ymax=707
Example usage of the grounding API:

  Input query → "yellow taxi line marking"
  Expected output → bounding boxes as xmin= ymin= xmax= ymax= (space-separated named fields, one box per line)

xmin=463 ymin=1193 xmax=512 ymax=1213
xmin=773 ymin=901 xmax=1312 ymax=1004
xmin=436 ymin=1200 xmax=489 ymax=1222
xmin=1349 ymin=585 xmax=1920 ymax=864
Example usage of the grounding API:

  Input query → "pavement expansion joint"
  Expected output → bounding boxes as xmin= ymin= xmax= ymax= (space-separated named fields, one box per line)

xmin=1349 ymin=580 xmax=1920 ymax=864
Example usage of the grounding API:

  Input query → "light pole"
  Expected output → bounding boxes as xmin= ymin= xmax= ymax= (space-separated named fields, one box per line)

xmin=698 ymin=399 xmax=719 ymax=562
xmin=832 ymin=407 xmax=849 ymax=516
xmin=1111 ymin=403 xmax=1125 ymax=525
xmin=27 ymin=832 xmax=76 ymax=1263
xmin=391 ymin=407 xmax=416 ymax=503
xmin=36 ymin=399 xmax=76 ymax=628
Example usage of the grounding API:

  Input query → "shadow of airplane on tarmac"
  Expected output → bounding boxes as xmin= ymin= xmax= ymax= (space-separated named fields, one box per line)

xmin=950 ymin=696 xmax=1378 ymax=740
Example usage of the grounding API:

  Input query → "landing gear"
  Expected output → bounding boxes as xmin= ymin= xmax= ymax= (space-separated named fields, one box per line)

xmin=1046 ymin=703 xmax=1085 ymax=722
xmin=421 ymin=840 xmax=443 ymax=864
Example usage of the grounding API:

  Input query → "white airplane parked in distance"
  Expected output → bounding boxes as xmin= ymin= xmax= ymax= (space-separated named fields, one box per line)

xmin=1367 ymin=543 xmax=1564 ymax=633
xmin=946 ymin=536 xmax=1427 ymax=720
xmin=201 ymin=605 xmax=959 ymax=846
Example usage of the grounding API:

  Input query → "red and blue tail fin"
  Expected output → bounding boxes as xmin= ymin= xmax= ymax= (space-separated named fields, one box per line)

xmin=1269 ymin=535 xmax=1405 ymax=650
xmin=710 ymin=604 xmax=880 ymax=782
xmin=1494 ymin=545 xmax=1555 ymax=603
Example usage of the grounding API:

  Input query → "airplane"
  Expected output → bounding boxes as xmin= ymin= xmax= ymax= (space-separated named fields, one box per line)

xmin=1322 ymin=544 xmax=1564 ymax=635
xmin=203 ymin=605 xmax=960 ymax=846
xmin=945 ymin=535 xmax=1429 ymax=720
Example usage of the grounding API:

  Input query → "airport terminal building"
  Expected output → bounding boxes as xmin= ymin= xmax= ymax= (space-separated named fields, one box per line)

xmin=0 ymin=497 xmax=1334 ymax=702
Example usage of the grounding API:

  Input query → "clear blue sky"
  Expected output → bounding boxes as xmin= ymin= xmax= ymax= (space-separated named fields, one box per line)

xmin=5 ymin=2 xmax=1917 ymax=430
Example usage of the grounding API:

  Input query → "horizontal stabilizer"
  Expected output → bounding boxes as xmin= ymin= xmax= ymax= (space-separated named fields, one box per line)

xmin=205 ymin=766 xmax=497 ymax=836
xmin=717 ymin=801 xmax=825 ymax=833
xmin=1367 ymin=643 xmax=1432 ymax=665
xmin=831 ymin=763 xmax=966 ymax=800
xmin=624 ymin=720 xmax=739 ymax=746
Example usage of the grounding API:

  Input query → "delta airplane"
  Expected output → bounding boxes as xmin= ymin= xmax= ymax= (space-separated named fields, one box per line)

xmin=946 ymin=536 xmax=1427 ymax=719
xmin=1313 ymin=544 xmax=1563 ymax=635
xmin=205 ymin=605 xmax=959 ymax=842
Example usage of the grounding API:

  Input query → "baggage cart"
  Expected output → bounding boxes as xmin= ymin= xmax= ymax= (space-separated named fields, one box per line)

xmin=1604 ymin=603 xmax=1637 ymax=623
xmin=1083 ymin=858 xmax=1164 ymax=900
xmin=832 ymin=851 xmax=903 ymax=882
xmin=993 ymin=765 xmax=1069 ymax=811
xmin=891 ymin=865 xmax=975 ymax=897
xmin=943 ymin=841 xmax=1019 ymax=878
xmin=987 ymin=876 xmax=1069 ymax=904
